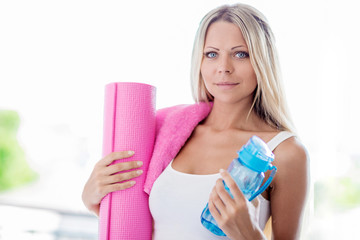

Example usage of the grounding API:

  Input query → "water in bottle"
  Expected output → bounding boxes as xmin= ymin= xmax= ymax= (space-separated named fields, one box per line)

xmin=200 ymin=135 xmax=277 ymax=236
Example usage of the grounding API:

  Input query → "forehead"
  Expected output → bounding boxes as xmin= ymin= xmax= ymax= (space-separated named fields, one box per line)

xmin=204 ymin=21 xmax=247 ymax=47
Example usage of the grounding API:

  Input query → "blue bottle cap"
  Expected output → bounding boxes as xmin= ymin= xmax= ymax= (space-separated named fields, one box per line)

xmin=237 ymin=135 xmax=274 ymax=172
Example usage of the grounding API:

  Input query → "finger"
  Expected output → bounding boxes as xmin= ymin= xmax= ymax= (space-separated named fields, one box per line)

xmin=104 ymin=180 xmax=137 ymax=194
xmin=210 ymin=185 xmax=227 ymax=214
xmin=220 ymin=169 xmax=246 ymax=203
xmin=215 ymin=178 xmax=234 ymax=207
xmin=208 ymin=197 xmax=221 ymax=220
xmin=99 ymin=151 xmax=135 ymax=167
xmin=105 ymin=161 xmax=143 ymax=176
xmin=105 ymin=169 xmax=143 ymax=184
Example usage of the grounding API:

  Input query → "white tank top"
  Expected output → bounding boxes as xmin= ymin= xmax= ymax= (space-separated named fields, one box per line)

xmin=149 ymin=131 xmax=294 ymax=240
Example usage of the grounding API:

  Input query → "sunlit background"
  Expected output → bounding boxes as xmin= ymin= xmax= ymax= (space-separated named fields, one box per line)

xmin=1 ymin=0 xmax=359 ymax=239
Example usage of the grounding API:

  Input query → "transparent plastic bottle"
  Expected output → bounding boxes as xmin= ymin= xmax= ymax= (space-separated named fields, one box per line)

xmin=200 ymin=135 xmax=277 ymax=236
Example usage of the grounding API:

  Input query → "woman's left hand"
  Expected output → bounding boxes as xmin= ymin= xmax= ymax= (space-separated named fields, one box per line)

xmin=208 ymin=169 xmax=266 ymax=240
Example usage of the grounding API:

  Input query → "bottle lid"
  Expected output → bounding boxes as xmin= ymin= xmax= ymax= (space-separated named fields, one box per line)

xmin=237 ymin=135 xmax=274 ymax=173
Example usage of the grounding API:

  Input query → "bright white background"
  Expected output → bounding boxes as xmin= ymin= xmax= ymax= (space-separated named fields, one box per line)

xmin=0 ymin=0 xmax=359 ymax=239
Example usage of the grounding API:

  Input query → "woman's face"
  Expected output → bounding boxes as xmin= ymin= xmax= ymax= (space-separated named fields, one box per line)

xmin=200 ymin=21 xmax=257 ymax=105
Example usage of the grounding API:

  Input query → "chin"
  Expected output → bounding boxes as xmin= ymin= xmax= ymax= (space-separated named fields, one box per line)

xmin=212 ymin=93 xmax=254 ymax=106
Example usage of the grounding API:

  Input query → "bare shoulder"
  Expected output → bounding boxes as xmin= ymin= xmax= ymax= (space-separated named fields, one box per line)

xmin=273 ymin=136 xmax=309 ymax=169
xmin=270 ymin=136 xmax=310 ymax=238
xmin=270 ymin=136 xmax=310 ymax=191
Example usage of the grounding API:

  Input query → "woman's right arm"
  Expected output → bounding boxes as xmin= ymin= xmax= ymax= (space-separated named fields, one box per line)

xmin=81 ymin=151 xmax=143 ymax=216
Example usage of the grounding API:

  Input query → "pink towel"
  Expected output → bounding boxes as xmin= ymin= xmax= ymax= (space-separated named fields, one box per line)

xmin=99 ymin=82 xmax=156 ymax=240
xmin=144 ymin=102 xmax=213 ymax=194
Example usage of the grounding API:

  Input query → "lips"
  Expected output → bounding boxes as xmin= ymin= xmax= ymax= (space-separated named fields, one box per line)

xmin=216 ymin=82 xmax=239 ymax=86
xmin=215 ymin=82 xmax=239 ymax=89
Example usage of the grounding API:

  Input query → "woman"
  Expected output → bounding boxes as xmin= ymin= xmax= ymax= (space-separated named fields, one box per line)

xmin=82 ymin=3 xmax=309 ymax=239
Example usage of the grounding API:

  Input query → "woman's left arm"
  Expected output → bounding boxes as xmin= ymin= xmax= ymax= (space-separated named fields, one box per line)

xmin=270 ymin=137 xmax=310 ymax=240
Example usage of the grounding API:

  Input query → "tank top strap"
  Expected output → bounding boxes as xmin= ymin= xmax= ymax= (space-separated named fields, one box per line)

xmin=267 ymin=131 xmax=295 ymax=151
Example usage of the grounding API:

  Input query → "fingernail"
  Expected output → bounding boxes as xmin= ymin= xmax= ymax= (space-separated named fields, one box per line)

xmin=137 ymin=170 xmax=143 ymax=175
xmin=137 ymin=161 xmax=143 ymax=166
xmin=130 ymin=181 xmax=136 ymax=185
xmin=128 ymin=151 xmax=135 ymax=155
xmin=219 ymin=169 xmax=225 ymax=173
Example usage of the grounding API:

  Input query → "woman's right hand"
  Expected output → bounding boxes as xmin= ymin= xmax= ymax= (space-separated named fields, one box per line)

xmin=81 ymin=151 xmax=143 ymax=216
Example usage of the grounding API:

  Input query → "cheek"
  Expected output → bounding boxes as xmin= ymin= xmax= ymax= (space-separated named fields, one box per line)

xmin=245 ymin=77 xmax=258 ymax=96
xmin=247 ymin=71 xmax=257 ymax=86
xmin=250 ymin=71 xmax=258 ymax=89
xmin=241 ymin=64 xmax=257 ymax=88
xmin=200 ymin=63 xmax=207 ymax=80
xmin=200 ymin=68 xmax=214 ymax=93
xmin=200 ymin=62 xmax=214 ymax=82
xmin=200 ymin=64 xmax=209 ymax=84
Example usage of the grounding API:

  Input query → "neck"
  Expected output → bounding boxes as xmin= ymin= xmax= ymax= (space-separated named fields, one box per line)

xmin=203 ymin=99 xmax=258 ymax=131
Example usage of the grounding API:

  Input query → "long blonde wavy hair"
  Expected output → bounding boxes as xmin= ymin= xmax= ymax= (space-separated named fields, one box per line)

xmin=190 ymin=3 xmax=295 ymax=133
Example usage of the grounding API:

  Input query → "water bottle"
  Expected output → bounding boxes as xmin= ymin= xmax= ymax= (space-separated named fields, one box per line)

xmin=200 ymin=135 xmax=277 ymax=236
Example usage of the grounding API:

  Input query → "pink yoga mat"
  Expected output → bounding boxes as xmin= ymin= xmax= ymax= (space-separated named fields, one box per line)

xmin=99 ymin=82 xmax=156 ymax=240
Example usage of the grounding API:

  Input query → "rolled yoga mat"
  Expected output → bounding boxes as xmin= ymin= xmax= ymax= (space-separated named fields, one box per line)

xmin=99 ymin=82 xmax=156 ymax=240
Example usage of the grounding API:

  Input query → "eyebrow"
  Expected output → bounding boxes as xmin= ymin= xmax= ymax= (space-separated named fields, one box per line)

xmin=231 ymin=45 xmax=246 ymax=50
xmin=204 ymin=45 xmax=246 ymax=51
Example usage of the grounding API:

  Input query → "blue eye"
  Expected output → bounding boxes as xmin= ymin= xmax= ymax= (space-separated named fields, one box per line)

xmin=235 ymin=51 xmax=249 ymax=59
xmin=205 ymin=52 xmax=217 ymax=58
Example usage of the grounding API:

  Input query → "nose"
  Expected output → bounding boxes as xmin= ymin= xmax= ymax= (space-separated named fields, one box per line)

xmin=218 ymin=56 xmax=233 ymax=74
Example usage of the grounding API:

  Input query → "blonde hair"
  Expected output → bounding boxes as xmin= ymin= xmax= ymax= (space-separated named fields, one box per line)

xmin=190 ymin=3 xmax=295 ymax=132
